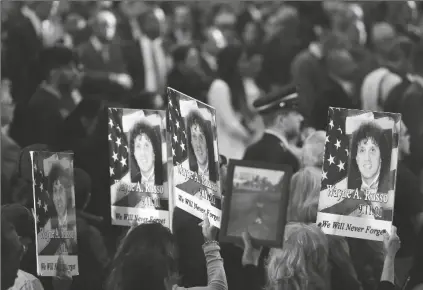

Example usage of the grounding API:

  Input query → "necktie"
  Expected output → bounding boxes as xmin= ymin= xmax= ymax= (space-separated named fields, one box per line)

xmin=102 ymin=45 xmax=110 ymax=62
xmin=151 ymin=42 xmax=164 ymax=94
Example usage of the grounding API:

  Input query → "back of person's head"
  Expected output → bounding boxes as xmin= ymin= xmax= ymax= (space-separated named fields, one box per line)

xmin=38 ymin=45 xmax=81 ymax=85
xmin=1 ymin=217 xmax=23 ymax=290
xmin=301 ymin=131 xmax=326 ymax=168
xmin=106 ymin=222 xmax=178 ymax=290
xmin=2 ymin=204 xmax=34 ymax=241
xmin=288 ymin=167 xmax=321 ymax=222
xmin=266 ymin=223 xmax=329 ymax=290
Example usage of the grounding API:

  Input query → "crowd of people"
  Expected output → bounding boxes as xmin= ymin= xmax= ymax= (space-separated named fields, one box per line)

xmin=1 ymin=1 xmax=423 ymax=290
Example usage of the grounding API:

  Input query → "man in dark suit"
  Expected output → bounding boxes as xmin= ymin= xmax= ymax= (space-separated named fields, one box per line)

xmin=78 ymin=10 xmax=132 ymax=105
xmin=117 ymin=6 xmax=168 ymax=109
xmin=22 ymin=46 xmax=82 ymax=150
xmin=243 ymin=84 xmax=304 ymax=173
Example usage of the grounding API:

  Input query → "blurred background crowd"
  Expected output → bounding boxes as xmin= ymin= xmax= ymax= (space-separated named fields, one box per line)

xmin=1 ymin=1 xmax=423 ymax=290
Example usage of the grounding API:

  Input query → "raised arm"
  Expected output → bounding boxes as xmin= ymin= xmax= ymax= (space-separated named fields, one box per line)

xmin=174 ymin=215 xmax=227 ymax=290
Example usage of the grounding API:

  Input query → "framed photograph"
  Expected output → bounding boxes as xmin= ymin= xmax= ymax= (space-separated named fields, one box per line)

xmin=316 ymin=107 xmax=401 ymax=241
xmin=219 ymin=160 xmax=292 ymax=248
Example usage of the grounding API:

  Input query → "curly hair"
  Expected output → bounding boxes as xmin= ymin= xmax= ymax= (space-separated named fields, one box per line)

xmin=288 ymin=167 xmax=322 ymax=223
xmin=348 ymin=121 xmax=391 ymax=191
xmin=106 ymin=223 xmax=179 ymax=290
xmin=186 ymin=109 xmax=218 ymax=183
xmin=129 ymin=121 xmax=164 ymax=185
xmin=266 ymin=223 xmax=329 ymax=290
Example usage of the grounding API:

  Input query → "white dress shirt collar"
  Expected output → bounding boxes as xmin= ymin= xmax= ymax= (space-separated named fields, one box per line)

xmin=58 ymin=212 xmax=68 ymax=229
xmin=141 ymin=171 xmax=155 ymax=185
xmin=361 ymin=172 xmax=380 ymax=191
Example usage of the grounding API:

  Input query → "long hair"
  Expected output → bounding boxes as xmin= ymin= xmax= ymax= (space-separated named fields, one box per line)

xmin=301 ymin=131 xmax=326 ymax=168
xmin=348 ymin=121 xmax=391 ymax=191
xmin=288 ymin=167 xmax=321 ymax=223
xmin=186 ymin=109 xmax=217 ymax=183
xmin=266 ymin=223 xmax=329 ymax=290
xmin=217 ymin=44 xmax=247 ymax=113
xmin=106 ymin=223 xmax=179 ymax=290
xmin=129 ymin=121 xmax=164 ymax=185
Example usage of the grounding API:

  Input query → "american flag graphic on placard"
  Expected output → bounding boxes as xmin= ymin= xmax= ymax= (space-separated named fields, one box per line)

xmin=108 ymin=108 xmax=129 ymax=185
xmin=316 ymin=107 xmax=401 ymax=241
xmin=167 ymin=88 xmax=188 ymax=165
xmin=30 ymin=151 xmax=79 ymax=276
xmin=32 ymin=153 xmax=50 ymax=235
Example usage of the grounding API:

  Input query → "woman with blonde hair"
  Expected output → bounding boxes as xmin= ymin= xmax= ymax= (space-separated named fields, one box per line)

xmin=301 ymin=131 xmax=326 ymax=169
xmin=286 ymin=167 xmax=363 ymax=290
xmin=287 ymin=167 xmax=322 ymax=223
xmin=266 ymin=223 xmax=329 ymax=290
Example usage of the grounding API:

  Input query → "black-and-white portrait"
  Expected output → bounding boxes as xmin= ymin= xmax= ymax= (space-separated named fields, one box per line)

xmin=185 ymin=109 xmax=218 ymax=183
xmin=347 ymin=121 xmax=392 ymax=194
xmin=110 ymin=110 xmax=167 ymax=211
xmin=129 ymin=120 xmax=164 ymax=187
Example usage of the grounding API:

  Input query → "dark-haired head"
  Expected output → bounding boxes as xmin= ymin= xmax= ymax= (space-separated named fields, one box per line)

xmin=1 ymin=218 xmax=23 ymax=290
xmin=349 ymin=122 xmax=391 ymax=189
xmin=106 ymin=222 xmax=178 ymax=290
xmin=129 ymin=121 xmax=163 ymax=185
xmin=235 ymin=9 xmax=264 ymax=48
xmin=172 ymin=44 xmax=200 ymax=69
xmin=217 ymin=44 xmax=249 ymax=113
xmin=186 ymin=110 xmax=217 ymax=183
xmin=39 ymin=45 xmax=82 ymax=92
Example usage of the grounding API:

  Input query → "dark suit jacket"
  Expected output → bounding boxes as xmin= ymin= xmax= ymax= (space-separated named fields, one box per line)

xmin=172 ymin=206 xmax=207 ymax=287
xmin=23 ymin=86 xmax=77 ymax=149
xmin=291 ymin=48 xmax=332 ymax=120
xmin=199 ymin=54 xmax=217 ymax=83
xmin=257 ymin=36 xmax=306 ymax=92
xmin=310 ymin=77 xmax=361 ymax=131
xmin=243 ymin=133 xmax=300 ymax=173
xmin=167 ymin=67 xmax=209 ymax=104
xmin=78 ymin=39 xmax=129 ymax=102
xmin=3 ymin=12 xmax=43 ymax=104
